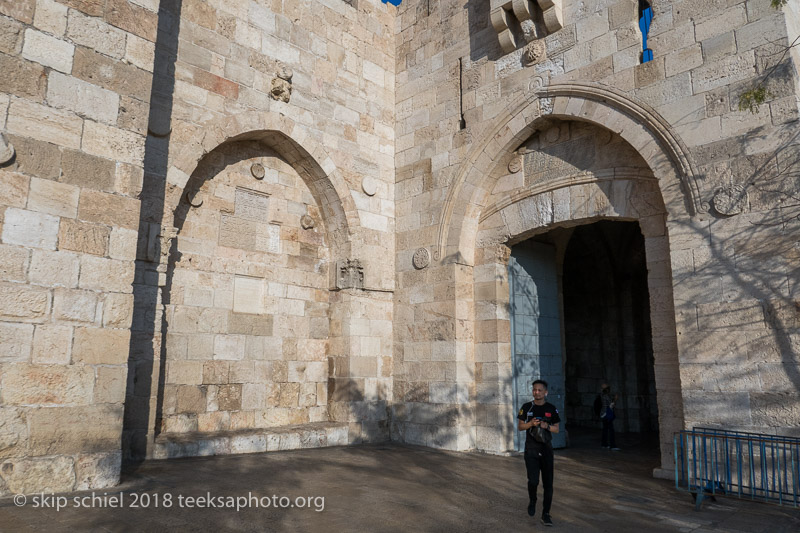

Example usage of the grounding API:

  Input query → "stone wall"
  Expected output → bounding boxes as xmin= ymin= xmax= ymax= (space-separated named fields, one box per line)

xmin=162 ymin=140 xmax=330 ymax=434
xmin=0 ymin=0 xmax=155 ymax=495
xmin=1 ymin=0 xmax=397 ymax=496
xmin=393 ymin=0 xmax=800 ymax=474
xmin=124 ymin=0 xmax=397 ymax=460
xmin=1 ymin=0 xmax=799 ymax=496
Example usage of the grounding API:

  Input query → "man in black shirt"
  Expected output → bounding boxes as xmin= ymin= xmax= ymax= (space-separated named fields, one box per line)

xmin=517 ymin=379 xmax=560 ymax=526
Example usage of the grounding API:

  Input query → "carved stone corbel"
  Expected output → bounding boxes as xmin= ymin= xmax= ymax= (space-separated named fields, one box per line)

xmin=490 ymin=0 xmax=563 ymax=55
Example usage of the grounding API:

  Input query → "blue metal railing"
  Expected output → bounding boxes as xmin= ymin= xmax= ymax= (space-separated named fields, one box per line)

xmin=675 ymin=428 xmax=800 ymax=509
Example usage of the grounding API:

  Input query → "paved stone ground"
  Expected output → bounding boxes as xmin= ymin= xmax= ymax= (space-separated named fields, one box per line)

xmin=1 ymin=430 xmax=798 ymax=532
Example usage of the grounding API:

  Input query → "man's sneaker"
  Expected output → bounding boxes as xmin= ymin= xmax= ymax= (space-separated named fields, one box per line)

xmin=541 ymin=513 xmax=553 ymax=526
xmin=527 ymin=503 xmax=536 ymax=516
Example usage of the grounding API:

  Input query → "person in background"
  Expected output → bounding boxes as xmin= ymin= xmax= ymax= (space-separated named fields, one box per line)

xmin=600 ymin=383 xmax=620 ymax=451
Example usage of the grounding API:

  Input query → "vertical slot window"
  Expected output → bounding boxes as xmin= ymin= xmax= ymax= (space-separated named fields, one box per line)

xmin=639 ymin=0 xmax=653 ymax=63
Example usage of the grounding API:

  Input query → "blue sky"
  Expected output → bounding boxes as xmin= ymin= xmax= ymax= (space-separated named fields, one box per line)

xmin=383 ymin=0 xmax=402 ymax=5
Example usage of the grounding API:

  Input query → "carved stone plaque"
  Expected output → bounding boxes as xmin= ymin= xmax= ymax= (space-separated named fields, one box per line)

xmin=234 ymin=188 xmax=270 ymax=221
xmin=712 ymin=185 xmax=747 ymax=216
xmin=413 ymin=247 xmax=431 ymax=270
xmin=508 ymin=156 xmax=522 ymax=174
xmin=255 ymin=223 xmax=281 ymax=254
xmin=336 ymin=259 xmax=364 ymax=290
xmin=219 ymin=215 xmax=256 ymax=249
xmin=523 ymin=137 xmax=595 ymax=185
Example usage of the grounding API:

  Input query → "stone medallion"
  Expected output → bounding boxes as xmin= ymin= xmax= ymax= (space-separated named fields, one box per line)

xmin=300 ymin=214 xmax=315 ymax=229
xmin=412 ymin=247 xmax=431 ymax=270
xmin=362 ymin=176 xmax=377 ymax=196
xmin=251 ymin=163 xmax=265 ymax=179
xmin=712 ymin=185 xmax=747 ymax=216
xmin=508 ymin=155 xmax=522 ymax=174
xmin=522 ymin=39 xmax=546 ymax=67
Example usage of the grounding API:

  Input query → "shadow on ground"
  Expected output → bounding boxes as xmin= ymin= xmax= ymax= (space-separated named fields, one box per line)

xmin=1 ymin=430 xmax=798 ymax=532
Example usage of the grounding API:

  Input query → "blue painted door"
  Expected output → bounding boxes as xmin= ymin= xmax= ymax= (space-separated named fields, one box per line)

xmin=510 ymin=241 xmax=567 ymax=450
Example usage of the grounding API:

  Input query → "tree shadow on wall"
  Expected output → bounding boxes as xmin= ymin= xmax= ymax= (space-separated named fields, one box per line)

xmin=670 ymin=124 xmax=800 ymax=435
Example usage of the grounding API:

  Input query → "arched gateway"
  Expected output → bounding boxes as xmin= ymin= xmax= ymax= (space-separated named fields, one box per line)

xmin=438 ymin=82 xmax=698 ymax=476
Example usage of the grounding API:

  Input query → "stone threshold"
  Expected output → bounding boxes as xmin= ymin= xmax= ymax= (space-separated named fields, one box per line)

xmin=153 ymin=422 xmax=350 ymax=460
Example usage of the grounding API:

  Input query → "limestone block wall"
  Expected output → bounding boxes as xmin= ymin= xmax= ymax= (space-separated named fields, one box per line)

xmin=0 ymin=0 xmax=156 ymax=495
xmin=162 ymin=141 xmax=330 ymax=434
xmin=126 ymin=0 xmax=397 ymax=460
xmin=393 ymin=0 xmax=800 ymax=463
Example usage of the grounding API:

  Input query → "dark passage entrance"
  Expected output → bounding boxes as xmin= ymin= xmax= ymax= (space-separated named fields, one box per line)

xmin=562 ymin=221 xmax=658 ymax=439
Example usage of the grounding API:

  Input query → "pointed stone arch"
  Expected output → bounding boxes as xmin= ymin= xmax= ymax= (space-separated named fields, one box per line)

xmin=164 ymin=110 xmax=359 ymax=255
xmin=437 ymin=81 xmax=701 ymax=266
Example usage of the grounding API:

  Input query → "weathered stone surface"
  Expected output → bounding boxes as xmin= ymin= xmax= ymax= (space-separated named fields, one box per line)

xmin=0 ymin=0 xmax=35 ymax=24
xmin=81 ymin=120 xmax=145 ymax=166
xmin=104 ymin=0 xmax=158 ymax=42
xmin=78 ymin=190 xmax=141 ymax=231
xmin=7 ymin=99 xmax=83 ymax=150
xmin=33 ymin=0 xmax=69 ymax=36
xmin=54 ymin=288 xmax=98 ymax=324
xmin=28 ymin=405 xmax=123 ymax=454
xmin=0 ymin=283 xmax=50 ymax=322
xmin=21 ymin=28 xmax=75 ymax=73
xmin=31 ymin=324 xmax=73 ymax=364
xmin=0 ymin=243 xmax=29 ymax=282
xmin=58 ymin=219 xmax=110 ymax=256
xmin=0 ymin=170 xmax=30 ymax=208
xmin=0 ymin=406 xmax=28 ymax=459
xmin=0 ymin=54 xmax=47 ymax=100
xmin=27 ymin=177 xmax=80 ymax=218
xmin=72 ymin=327 xmax=130 ymax=365
xmin=60 ymin=0 xmax=104 ymax=17
xmin=78 ymin=256 xmax=134 ymax=293
xmin=0 ymin=456 xmax=75 ymax=495
xmin=5 ymin=136 xmax=61 ymax=181
xmin=67 ymin=9 xmax=126 ymax=59
xmin=102 ymin=292 xmax=134 ymax=328
xmin=94 ymin=366 xmax=127 ymax=404
xmin=28 ymin=250 xmax=80 ymax=288
xmin=1 ymin=364 xmax=94 ymax=405
xmin=72 ymin=46 xmax=153 ymax=101
xmin=47 ymin=72 xmax=121 ymax=125
xmin=74 ymin=452 xmax=120 ymax=490
xmin=0 ymin=322 xmax=34 ymax=363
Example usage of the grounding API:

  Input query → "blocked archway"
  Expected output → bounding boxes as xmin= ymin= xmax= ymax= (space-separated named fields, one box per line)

xmin=126 ymin=111 xmax=362 ymax=460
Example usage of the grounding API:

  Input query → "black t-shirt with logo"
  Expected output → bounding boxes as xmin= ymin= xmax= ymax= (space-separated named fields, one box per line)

xmin=517 ymin=401 xmax=561 ymax=451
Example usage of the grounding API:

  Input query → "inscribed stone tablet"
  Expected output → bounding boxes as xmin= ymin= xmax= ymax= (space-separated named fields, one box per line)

xmin=219 ymin=215 xmax=256 ymax=250
xmin=234 ymin=188 xmax=270 ymax=221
